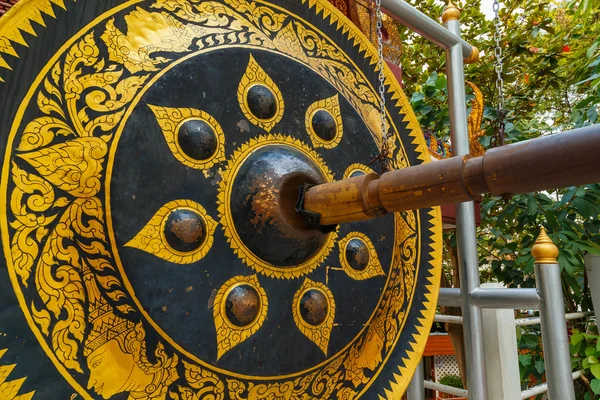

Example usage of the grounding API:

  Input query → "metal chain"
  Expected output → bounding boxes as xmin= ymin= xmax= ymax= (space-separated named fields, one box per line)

xmin=493 ymin=0 xmax=506 ymax=146
xmin=374 ymin=0 xmax=390 ymax=172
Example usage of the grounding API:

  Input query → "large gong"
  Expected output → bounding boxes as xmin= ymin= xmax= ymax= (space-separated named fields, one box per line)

xmin=0 ymin=0 xmax=442 ymax=398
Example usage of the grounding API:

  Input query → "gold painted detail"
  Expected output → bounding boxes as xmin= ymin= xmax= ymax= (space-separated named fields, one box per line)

xmin=175 ymin=360 xmax=226 ymax=400
xmin=441 ymin=1 xmax=460 ymax=23
xmin=532 ymin=227 xmax=559 ymax=264
xmin=8 ymin=31 xmax=147 ymax=375
xmin=213 ymin=275 xmax=268 ymax=359
xmin=465 ymin=46 xmax=480 ymax=64
xmin=347 ymin=0 xmax=403 ymax=65
xmin=125 ymin=199 xmax=218 ymax=264
xmin=338 ymin=232 xmax=385 ymax=280
xmin=227 ymin=357 xmax=347 ymax=399
xmin=466 ymin=81 xmax=486 ymax=157
xmin=342 ymin=163 xmax=375 ymax=179
xmin=342 ymin=210 xmax=418 ymax=389
xmin=0 ymin=348 xmax=35 ymax=400
xmin=305 ymin=93 xmax=344 ymax=149
xmin=292 ymin=279 xmax=336 ymax=355
xmin=148 ymin=105 xmax=226 ymax=170
xmin=237 ymin=54 xmax=284 ymax=132
xmin=1 ymin=0 xmax=443 ymax=397
xmin=217 ymin=134 xmax=337 ymax=279
xmin=429 ymin=81 xmax=485 ymax=159
xmin=83 ymin=265 xmax=179 ymax=399
xmin=0 ymin=0 xmax=70 ymax=82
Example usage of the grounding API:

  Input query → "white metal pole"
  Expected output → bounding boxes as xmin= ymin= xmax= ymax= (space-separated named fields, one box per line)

xmin=443 ymin=4 xmax=488 ymax=399
xmin=406 ymin=360 xmax=425 ymax=400
xmin=480 ymin=283 xmax=522 ymax=400
xmin=532 ymin=228 xmax=575 ymax=400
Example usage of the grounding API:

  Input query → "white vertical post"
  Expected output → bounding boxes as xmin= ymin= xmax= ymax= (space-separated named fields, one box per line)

xmin=480 ymin=283 xmax=522 ymax=400
xmin=406 ymin=360 xmax=425 ymax=400
xmin=585 ymin=254 xmax=600 ymax=314
xmin=443 ymin=3 xmax=488 ymax=399
xmin=533 ymin=228 xmax=575 ymax=399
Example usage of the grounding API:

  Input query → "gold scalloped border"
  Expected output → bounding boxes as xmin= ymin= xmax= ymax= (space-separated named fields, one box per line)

xmin=217 ymin=134 xmax=338 ymax=279
xmin=0 ymin=0 xmax=443 ymax=397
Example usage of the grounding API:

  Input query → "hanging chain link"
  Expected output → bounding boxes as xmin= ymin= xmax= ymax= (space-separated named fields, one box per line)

xmin=374 ymin=0 xmax=390 ymax=172
xmin=493 ymin=0 xmax=506 ymax=146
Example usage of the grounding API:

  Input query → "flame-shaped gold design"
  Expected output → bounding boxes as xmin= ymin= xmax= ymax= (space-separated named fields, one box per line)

xmin=237 ymin=54 xmax=284 ymax=132
xmin=213 ymin=275 xmax=268 ymax=360
xmin=148 ymin=105 xmax=226 ymax=170
xmin=342 ymin=163 xmax=376 ymax=179
xmin=292 ymin=278 xmax=336 ymax=355
xmin=125 ymin=199 xmax=217 ymax=264
xmin=338 ymin=232 xmax=385 ymax=281
xmin=305 ymin=93 xmax=343 ymax=148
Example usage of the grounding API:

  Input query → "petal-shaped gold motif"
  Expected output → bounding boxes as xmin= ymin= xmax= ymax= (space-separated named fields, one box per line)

xmin=147 ymin=105 xmax=226 ymax=170
xmin=213 ymin=275 xmax=268 ymax=360
xmin=338 ymin=232 xmax=385 ymax=280
xmin=305 ymin=94 xmax=343 ymax=148
xmin=237 ymin=54 xmax=284 ymax=132
xmin=292 ymin=278 xmax=335 ymax=355
xmin=342 ymin=163 xmax=375 ymax=179
xmin=125 ymin=199 xmax=217 ymax=264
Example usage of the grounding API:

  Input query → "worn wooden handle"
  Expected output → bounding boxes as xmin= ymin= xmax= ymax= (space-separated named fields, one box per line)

xmin=303 ymin=124 xmax=600 ymax=225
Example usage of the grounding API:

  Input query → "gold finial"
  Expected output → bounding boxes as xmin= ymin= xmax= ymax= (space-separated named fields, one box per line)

xmin=442 ymin=1 xmax=461 ymax=23
xmin=464 ymin=46 xmax=480 ymax=64
xmin=531 ymin=227 xmax=559 ymax=264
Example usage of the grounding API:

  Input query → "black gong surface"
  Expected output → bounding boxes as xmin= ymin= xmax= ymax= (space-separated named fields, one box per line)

xmin=0 ymin=0 xmax=442 ymax=399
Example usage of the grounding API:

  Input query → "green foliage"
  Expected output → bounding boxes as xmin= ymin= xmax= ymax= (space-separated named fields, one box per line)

xmin=439 ymin=374 xmax=464 ymax=389
xmin=402 ymin=0 xmax=600 ymax=396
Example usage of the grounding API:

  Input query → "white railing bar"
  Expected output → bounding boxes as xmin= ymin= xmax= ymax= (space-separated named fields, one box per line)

xmin=469 ymin=288 xmax=540 ymax=309
xmin=520 ymin=370 xmax=584 ymax=399
xmin=380 ymin=0 xmax=475 ymax=58
xmin=438 ymin=288 xmax=463 ymax=307
xmin=516 ymin=311 xmax=594 ymax=326
xmin=423 ymin=380 xmax=468 ymax=397
xmin=434 ymin=314 xmax=463 ymax=324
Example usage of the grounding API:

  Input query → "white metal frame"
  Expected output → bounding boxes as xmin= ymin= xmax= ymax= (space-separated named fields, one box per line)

xmin=377 ymin=1 xmax=578 ymax=398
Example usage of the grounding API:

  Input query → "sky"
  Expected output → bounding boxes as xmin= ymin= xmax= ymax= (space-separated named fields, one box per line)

xmin=480 ymin=0 xmax=497 ymax=20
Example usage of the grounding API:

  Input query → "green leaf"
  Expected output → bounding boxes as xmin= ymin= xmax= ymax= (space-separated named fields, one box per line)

xmin=592 ymin=379 xmax=600 ymax=394
xmin=588 ymin=355 xmax=599 ymax=364
xmin=588 ymin=41 xmax=599 ymax=59
xmin=519 ymin=354 xmax=533 ymax=366
xmin=534 ymin=360 xmax=545 ymax=375
xmin=591 ymin=363 xmax=600 ymax=379
xmin=572 ymin=332 xmax=585 ymax=345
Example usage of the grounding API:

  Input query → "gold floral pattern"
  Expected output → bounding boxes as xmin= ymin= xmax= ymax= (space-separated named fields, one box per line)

xmin=0 ymin=0 xmax=443 ymax=398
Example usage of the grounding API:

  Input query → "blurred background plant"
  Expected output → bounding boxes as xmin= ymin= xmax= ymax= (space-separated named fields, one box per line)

xmin=401 ymin=0 xmax=600 ymax=397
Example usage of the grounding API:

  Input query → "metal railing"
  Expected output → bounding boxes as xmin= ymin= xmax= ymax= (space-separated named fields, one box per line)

xmin=376 ymin=0 xmax=580 ymax=398
xmin=428 ymin=312 xmax=594 ymax=399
